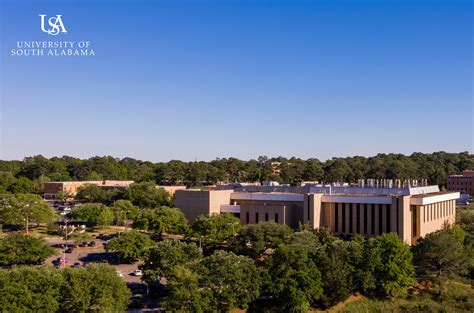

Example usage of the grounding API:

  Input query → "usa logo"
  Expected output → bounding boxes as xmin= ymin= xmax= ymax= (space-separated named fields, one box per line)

xmin=39 ymin=14 xmax=67 ymax=36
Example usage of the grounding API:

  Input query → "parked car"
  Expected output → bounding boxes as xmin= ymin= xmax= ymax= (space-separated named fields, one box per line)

xmin=88 ymin=241 xmax=96 ymax=247
xmin=116 ymin=271 xmax=124 ymax=278
xmin=72 ymin=262 xmax=81 ymax=267
xmin=65 ymin=247 xmax=73 ymax=253
xmin=131 ymin=269 xmax=143 ymax=276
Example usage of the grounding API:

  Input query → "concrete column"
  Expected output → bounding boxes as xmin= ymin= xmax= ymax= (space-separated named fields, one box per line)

xmin=330 ymin=203 xmax=336 ymax=232
xmin=398 ymin=196 xmax=412 ymax=244
xmin=345 ymin=203 xmax=350 ymax=234
xmin=367 ymin=204 xmax=372 ymax=235
xmin=352 ymin=204 xmax=358 ymax=234
xmin=337 ymin=203 xmax=344 ymax=233
xmin=373 ymin=204 xmax=379 ymax=235
xmin=390 ymin=200 xmax=398 ymax=235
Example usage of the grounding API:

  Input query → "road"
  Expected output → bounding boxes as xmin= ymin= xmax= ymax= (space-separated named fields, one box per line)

xmin=45 ymin=236 xmax=143 ymax=284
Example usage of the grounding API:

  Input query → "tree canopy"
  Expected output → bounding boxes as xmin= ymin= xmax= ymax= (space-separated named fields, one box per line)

xmin=0 ymin=234 xmax=55 ymax=266
xmin=106 ymin=230 xmax=155 ymax=263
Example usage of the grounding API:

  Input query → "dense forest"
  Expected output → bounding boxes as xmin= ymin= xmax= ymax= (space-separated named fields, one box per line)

xmin=0 ymin=152 xmax=473 ymax=190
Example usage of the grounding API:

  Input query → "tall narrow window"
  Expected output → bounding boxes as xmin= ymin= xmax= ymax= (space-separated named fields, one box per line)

xmin=335 ymin=203 xmax=339 ymax=232
xmin=275 ymin=213 xmax=279 ymax=224
xmin=342 ymin=204 xmax=346 ymax=233
xmin=363 ymin=204 xmax=368 ymax=234
xmin=349 ymin=204 xmax=353 ymax=233
xmin=356 ymin=204 xmax=360 ymax=234
xmin=255 ymin=212 xmax=259 ymax=223
xmin=386 ymin=205 xmax=391 ymax=232
xmin=379 ymin=205 xmax=383 ymax=234
xmin=265 ymin=212 xmax=269 ymax=221
xmin=371 ymin=205 xmax=375 ymax=235
xmin=246 ymin=212 xmax=249 ymax=224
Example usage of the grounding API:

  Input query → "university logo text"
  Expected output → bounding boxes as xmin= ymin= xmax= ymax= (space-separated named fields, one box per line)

xmin=39 ymin=14 xmax=67 ymax=36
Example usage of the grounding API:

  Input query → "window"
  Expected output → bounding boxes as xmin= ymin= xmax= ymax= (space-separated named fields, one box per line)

xmin=378 ymin=204 xmax=383 ymax=234
xmin=265 ymin=212 xmax=269 ymax=221
xmin=356 ymin=204 xmax=360 ymax=234
xmin=349 ymin=204 xmax=353 ymax=233
xmin=255 ymin=212 xmax=259 ymax=223
xmin=275 ymin=213 xmax=279 ymax=224
xmin=246 ymin=212 xmax=249 ymax=224
xmin=371 ymin=205 xmax=375 ymax=235
xmin=335 ymin=203 xmax=339 ymax=232
xmin=342 ymin=204 xmax=346 ymax=233
xmin=363 ymin=204 xmax=368 ymax=234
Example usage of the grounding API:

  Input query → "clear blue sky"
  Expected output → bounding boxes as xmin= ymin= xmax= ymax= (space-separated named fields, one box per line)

xmin=0 ymin=0 xmax=472 ymax=162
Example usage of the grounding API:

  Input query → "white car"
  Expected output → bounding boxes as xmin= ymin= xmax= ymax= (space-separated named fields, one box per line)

xmin=116 ymin=271 xmax=124 ymax=278
xmin=131 ymin=269 xmax=143 ymax=276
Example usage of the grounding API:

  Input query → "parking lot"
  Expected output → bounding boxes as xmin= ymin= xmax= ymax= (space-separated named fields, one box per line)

xmin=45 ymin=236 xmax=143 ymax=284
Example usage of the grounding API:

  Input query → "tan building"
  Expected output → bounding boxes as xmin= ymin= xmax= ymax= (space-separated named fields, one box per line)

xmin=447 ymin=170 xmax=474 ymax=196
xmin=175 ymin=181 xmax=459 ymax=245
xmin=44 ymin=180 xmax=134 ymax=199
xmin=158 ymin=185 xmax=187 ymax=196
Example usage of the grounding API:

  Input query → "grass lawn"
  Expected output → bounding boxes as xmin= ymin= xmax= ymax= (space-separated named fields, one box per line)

xmin=336 ymin=281 xmax=474 ymax=313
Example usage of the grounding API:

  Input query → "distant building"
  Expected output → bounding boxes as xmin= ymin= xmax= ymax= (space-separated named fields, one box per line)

xmin=157 ymin=185 xmax=187 ymax=196
xmin=447 ymin=170 xmax=474 ymax=196
xmin=175 ymin=180 xmax=459 ymax=245
xmin=43 ymin=180 xmax=134 ymax=199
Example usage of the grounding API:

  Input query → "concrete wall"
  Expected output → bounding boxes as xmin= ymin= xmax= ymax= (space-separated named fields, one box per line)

xmin=175 ymin=189 xmax=232 ymax=224
xmin=236 ymin=199 xmax=303 ymax=228
xmin=418 ymin=199 xmax=456 ymax=238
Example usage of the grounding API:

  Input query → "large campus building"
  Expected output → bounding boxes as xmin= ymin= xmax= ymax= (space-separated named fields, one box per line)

xmin=175 ymin=180 xmax=459 ymax=245
xmin=447 ymin=170 xmax=474 ymax=196
xmin=43 ymin=180 xmax=135 ymax=199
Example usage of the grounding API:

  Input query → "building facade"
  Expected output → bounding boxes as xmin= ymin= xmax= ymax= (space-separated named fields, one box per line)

xmin=447 ymin=170 xmax=474 ymax=196
xmin=175 ymin=182 xmax=459 ymax=244
xmin=43 ymin=180 xmax=134 ymax=199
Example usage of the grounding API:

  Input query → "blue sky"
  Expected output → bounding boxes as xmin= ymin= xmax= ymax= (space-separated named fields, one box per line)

xmin=0 ymin=0 xmax=472 ymax=161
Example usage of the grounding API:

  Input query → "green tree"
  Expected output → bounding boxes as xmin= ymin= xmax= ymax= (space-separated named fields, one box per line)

xmin=0 ymin=234 xmax=55 ymax=266
xmin=106 ymin=230 xmax=154 ymax=263
xmin=197 ymin=250 xmax=261 ymax=310
xmin=75 ymin=184 xmax=107 ymax=203
xmin=133 ymin=207 xmax=190 ymax=235
xmin=68 ymin=203 xmax=114 ymax=226
xmin=0 ymin=266 xmax=64 ymax=312
xmin=112 ymin=199 xmax=139 ymax=226
xmin=266 ymin=245 xmax=323 ymax=312
xmin=125 ymin=181 xmax=170 ymax=208
xmin=54 ymin=263 xmax=132 ymax=312
xmin=233 ymin=221 xmax=292 ymax=257
xmin=413 ymin=228 xmax=470 ymax=295
xmin=142 ymin=240 xmax=201 ymax=282
xmin=0 ymin=193 xmax=57 ymax=234
xmin=368 ymin=233 xmax=416 ymax=297
xmin=163 ymin=265 xmax=208 ymax=312
xmin=7 ymin=177 xmax=34 ymax=194
xmin=192 ymin=213 xmax=241 ymax=247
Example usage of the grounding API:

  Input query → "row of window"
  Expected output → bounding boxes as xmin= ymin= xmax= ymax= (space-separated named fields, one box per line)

xmin=333 ymin=203 xmax=395 ymax=236
xmin=245 ymin=211 xmax=279 ymax=224
xmin=422 ymin=200 xmax=454 ymax=223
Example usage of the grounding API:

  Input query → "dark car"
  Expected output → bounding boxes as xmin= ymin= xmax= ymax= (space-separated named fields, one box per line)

xmin=88 ymin=241 xmax=96 ymax=247
xmin=65 ymin=247 xmax=73 ymax=253
xmin=72 ymin=262 xmax=81 ymax=267
xmin=79 ymin=241 xmax=88 ymax=247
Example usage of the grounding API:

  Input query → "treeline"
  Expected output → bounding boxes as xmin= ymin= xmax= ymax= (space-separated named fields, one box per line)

xmin=0 ymin=152 xmax=473 ymax=189
xmin=120 ymin=214 xmax=473 ymax=312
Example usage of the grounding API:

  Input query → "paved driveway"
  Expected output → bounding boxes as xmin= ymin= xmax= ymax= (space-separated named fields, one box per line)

xmin=45 ymin=237 xmax=143 ymax=284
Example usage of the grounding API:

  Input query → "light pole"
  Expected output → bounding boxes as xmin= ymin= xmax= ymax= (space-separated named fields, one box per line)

xmin=63 ymin=219 xmax=68 ymax=268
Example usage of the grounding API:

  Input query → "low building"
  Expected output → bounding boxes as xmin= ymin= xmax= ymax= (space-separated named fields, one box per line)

xmin=157 ymin=185 xmax=187 ymax=196
xmin=44 ymin=180 xmax=134 ymax=199
xmin=175 ymin=180 xmax=459 ymax=244
xmin=447 ymin=170 xmax=474 ymax=196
